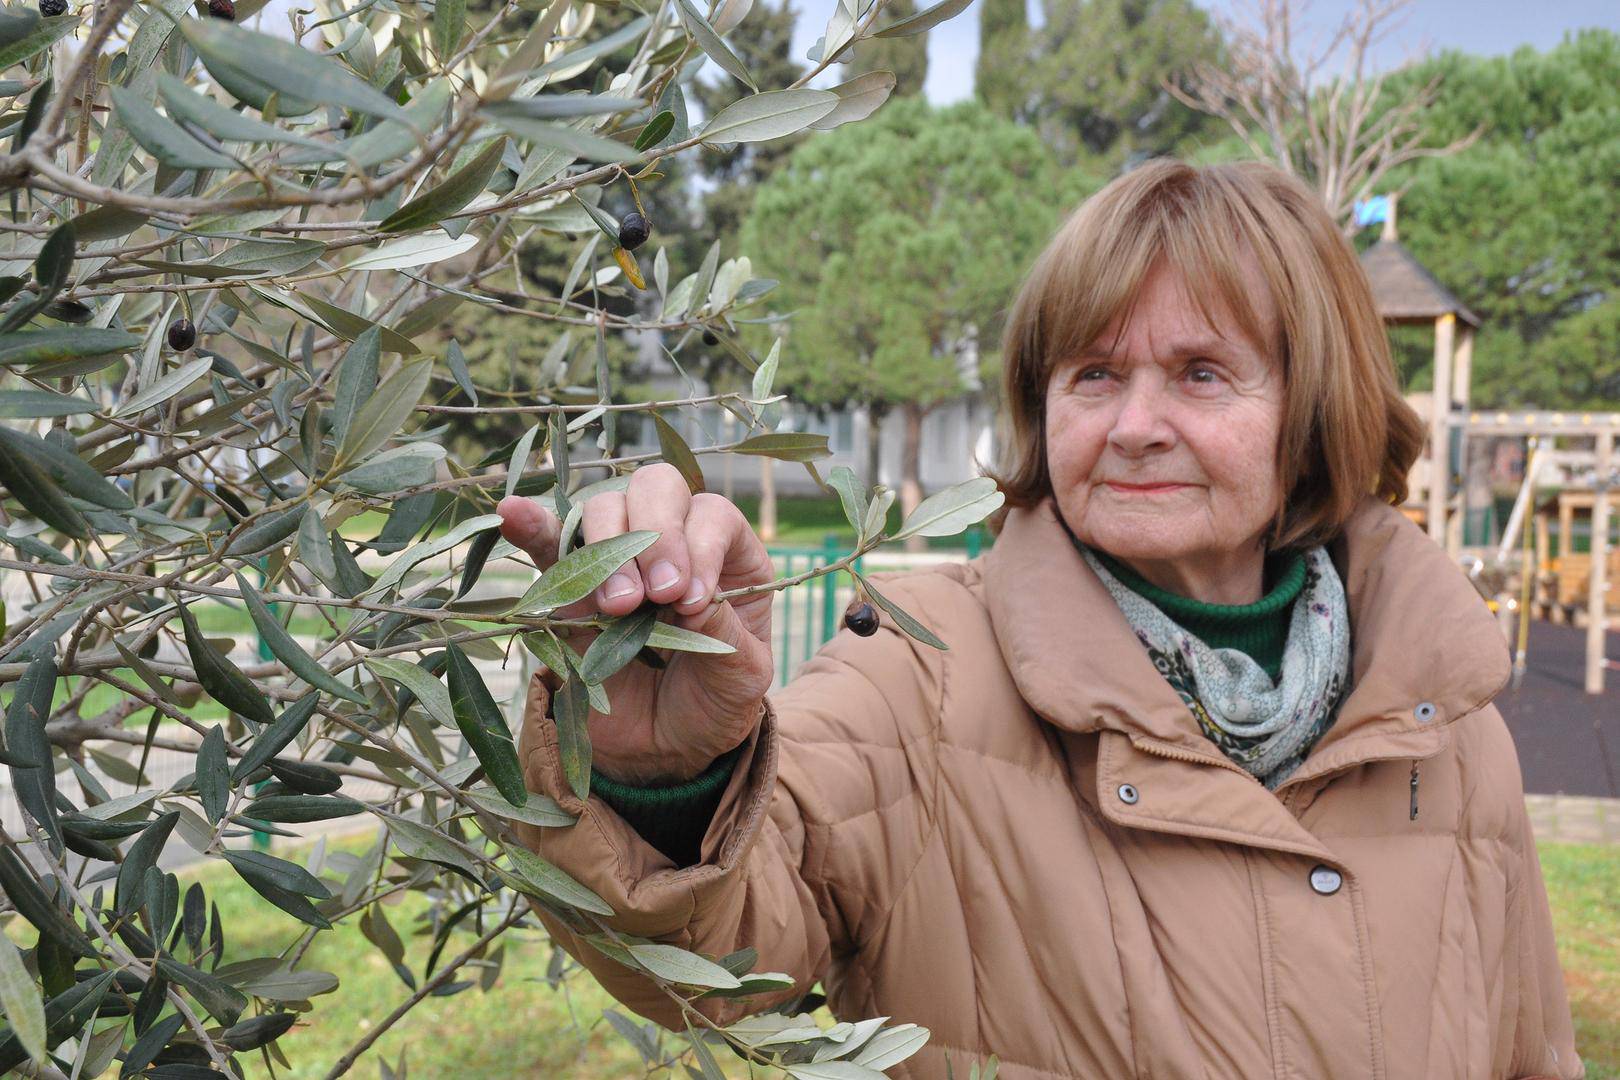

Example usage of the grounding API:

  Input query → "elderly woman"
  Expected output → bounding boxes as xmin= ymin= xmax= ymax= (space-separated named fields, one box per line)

xmin=496 ymin=160 xmax=1582 ymax=1079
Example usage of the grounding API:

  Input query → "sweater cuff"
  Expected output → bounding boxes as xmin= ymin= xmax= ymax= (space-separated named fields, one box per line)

xmin=590 ymin=743 xmax=748 ymax=867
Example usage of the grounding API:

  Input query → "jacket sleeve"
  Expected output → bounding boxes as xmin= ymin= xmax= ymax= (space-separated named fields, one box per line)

xmin=507 ymin=574 xmax=946 ymax=1032
xmin=1502 ymin=792 xmax=1584 ymax=1080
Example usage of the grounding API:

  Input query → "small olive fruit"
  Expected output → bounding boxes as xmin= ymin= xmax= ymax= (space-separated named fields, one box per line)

xmin=844 ymin=600 xmax=879 ymax=637
xmin=38 ymin=0 xmax=66 ymax=15
xmin=701 ymin=329 xmax=718 ymax=346
xmin=617 ymin=211 xmax=650 ymax=250
xmin=167 ymin=318 xmax=197 ymax=352
xmin=207 ymin=0 xmax=235 ymax=18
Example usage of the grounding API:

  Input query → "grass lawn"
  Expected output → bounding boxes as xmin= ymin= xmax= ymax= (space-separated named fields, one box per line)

xmin=1541 ymin=843 xmax=1620 ymax=1079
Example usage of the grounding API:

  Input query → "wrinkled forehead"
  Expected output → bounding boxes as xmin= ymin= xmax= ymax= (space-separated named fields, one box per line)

xmin=1043 ymin=220 xmax=1283 ymax=380
xmin=1082 ymin=251 xmax=1279 ymax=364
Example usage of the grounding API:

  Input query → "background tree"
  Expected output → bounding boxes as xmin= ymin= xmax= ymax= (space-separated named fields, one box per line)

xmin=1373 ymin=30 xmax=1620 ymax=409
xmin=0 ymin=0 xmax=1005 ymax=1073
xmin=978 ymin=0 xmax=1224 ymax=169
xmin=1168 ymin=0 xmax=1481 ymax=231
xmin=742 ymin=96 xmax=1081 ymax=549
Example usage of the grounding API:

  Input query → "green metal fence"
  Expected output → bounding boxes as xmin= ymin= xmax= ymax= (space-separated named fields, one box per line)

xmin=766 ymin=527 xmax=990 ymax=684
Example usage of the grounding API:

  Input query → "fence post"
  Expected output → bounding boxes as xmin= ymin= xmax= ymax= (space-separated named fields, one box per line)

xmin=779 ymin=553 xmax=794 ymax=688
xmin=966 ymin=527 xmax=982 ymax=559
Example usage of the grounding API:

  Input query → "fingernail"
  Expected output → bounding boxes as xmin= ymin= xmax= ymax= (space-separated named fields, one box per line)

xmin=602 ymin=574 xmax=636 ymax=599
xmin=680 ymin=580 xmax=706 ymax=607
xmin=648 ymin=560 xmax=680 ymax=592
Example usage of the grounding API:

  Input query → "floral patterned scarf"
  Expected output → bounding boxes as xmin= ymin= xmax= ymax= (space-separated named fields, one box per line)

xmin=1075 ymin=542 xmax=1352 ymax=791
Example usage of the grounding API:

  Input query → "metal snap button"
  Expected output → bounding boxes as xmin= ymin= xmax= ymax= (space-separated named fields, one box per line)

xmin=1117 ymin=783 xmax=1139 ymax=805
xmin=1414 ymin=701 xmax=1437 ymax=722
xmin=1309 ymin=865 xmax=1343 ymax=895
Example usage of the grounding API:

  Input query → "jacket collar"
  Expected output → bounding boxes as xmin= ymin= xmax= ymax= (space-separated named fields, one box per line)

xmin=983 ymin=493 xmax=1512 ymax=778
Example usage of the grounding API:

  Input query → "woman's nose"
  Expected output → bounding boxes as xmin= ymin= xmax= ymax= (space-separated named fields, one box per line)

xmin=1107 ymin=377 xmax=1175 ymax=453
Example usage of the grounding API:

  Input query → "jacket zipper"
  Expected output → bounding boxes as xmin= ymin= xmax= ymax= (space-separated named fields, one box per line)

xmin=1131 ymin=736 xmax=1424 ymax=821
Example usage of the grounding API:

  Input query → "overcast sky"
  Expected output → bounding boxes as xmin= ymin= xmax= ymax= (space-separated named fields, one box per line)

xmin=783 ymin=0 xmax=1619 ymax=104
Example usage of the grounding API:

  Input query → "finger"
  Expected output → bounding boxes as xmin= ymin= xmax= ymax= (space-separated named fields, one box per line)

xmin=669 ymin=593 xmax=774 ymax=709
xmin=626 ymin=464 xmax=693 ymax=606
xmin=497 ymin=495 xmax=560 ymax=570
xmin=582 ymin=489 xmax=643 ymax=616
xmin=671 ymin=492 xmax=746 ymax=616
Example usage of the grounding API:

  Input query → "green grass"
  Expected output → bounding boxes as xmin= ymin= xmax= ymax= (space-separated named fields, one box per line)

xmin=1541 ymin=842 xmax=1620 ymax=1079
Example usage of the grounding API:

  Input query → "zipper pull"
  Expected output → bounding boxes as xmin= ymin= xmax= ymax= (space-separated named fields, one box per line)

xmin=1409 ymin=761 xmax=1420 ymax=821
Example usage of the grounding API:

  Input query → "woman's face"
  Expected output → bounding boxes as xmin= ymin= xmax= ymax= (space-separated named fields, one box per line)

xmin=1043 ymin=258 xmax=1287 ymax=603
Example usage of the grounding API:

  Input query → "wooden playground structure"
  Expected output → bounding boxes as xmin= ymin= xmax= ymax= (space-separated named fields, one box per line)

xmin=1360 ymin=205 xmax=1616 ymax=695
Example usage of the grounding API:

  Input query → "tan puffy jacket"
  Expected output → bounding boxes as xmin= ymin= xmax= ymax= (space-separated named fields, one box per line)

xmin=513 ymin=494 xmax=1583 ymax=1079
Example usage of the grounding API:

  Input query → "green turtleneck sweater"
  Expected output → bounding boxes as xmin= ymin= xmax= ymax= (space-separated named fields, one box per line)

xmin=588 ymin=546 xmax=1309 ymax=867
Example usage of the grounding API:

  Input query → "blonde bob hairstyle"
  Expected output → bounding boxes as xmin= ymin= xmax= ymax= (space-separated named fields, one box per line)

xmin=984 ymin=158 xmax=1426 ymax=555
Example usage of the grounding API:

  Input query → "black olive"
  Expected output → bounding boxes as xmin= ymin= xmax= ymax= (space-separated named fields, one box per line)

xmin=701 ymin=329 xmax=718 ymax=346
xmin=617 ymin=211 xmax=650 ymax=250
xmin=38 ymin=0 xmax=66 ymax=15
xmin=844 ymin=600 xmax=878 ymax=637
xmin=167 ymin=317 xmax=197 ymax=351
xmin=207 ymin=0 xmax=235 ymax=19
xmin=338 ymin=116 xmax=353 ymax=130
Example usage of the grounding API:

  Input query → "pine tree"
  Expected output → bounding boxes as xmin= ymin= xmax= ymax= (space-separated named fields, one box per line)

xmin=976 ymin=0 xmax=1032 ymax=121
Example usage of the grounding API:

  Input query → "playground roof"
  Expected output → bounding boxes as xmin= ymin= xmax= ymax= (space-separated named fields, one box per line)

xmin=1358 ymin=240 xmax=1481 ymax=328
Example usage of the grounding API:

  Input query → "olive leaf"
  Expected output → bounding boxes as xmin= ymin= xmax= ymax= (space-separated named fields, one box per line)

xmin=232 ymin=692 xmax=319 ymax=781
xmin=651 ymin=411 xmax=706 ymax=494
xmin=444 ymin=641 xmax=527 ymax=806
xmin=379 ymin=137 xmax=507 ymax=233
xmin=891 ymin=476 xmax=1004 ymax=540
xmin=195 ymin=725 xmax=230 ymax=824
xmin=511 ymin=530 xmax=659 ymax=614
xmin=852 ymin=572 xmax=947 ymax=651
xmin=5 ymin=654 xmax=62 ymax=855
xmin=175 ymin=599 xmax=276 ymax=726
xmin=233 ymin=570 xmax=365 ymax=703
xmin=579 ymin=606 xmax=659 ymax=685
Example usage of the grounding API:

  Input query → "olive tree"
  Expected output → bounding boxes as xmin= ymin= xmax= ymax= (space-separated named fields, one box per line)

xmin=0 ymin=0 xmax=1003 ymax=1073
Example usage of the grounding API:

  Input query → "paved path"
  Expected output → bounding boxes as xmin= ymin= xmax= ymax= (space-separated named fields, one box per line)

xmin=1493 ymin=619 xmax=1620 ymax=799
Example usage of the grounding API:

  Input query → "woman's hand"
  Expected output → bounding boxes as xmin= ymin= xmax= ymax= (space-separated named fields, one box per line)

xmin=497 ymin=463 xmax=776 ymax=785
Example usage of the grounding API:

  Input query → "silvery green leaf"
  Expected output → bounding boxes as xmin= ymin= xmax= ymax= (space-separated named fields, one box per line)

xmin=700 ymin=89 xmax=838 ymax=144
xmin=673 ymin=0 xmax=755 ymax=91
xmin=0 ymin=933 xmax=45 ymax=1063
xmin=862 ymin=486 xmax=895 ymax=543
xmin=156 ymin=74 xmax=330 ymax=151
xmin=377 ymin=810 xmax=483 ymax=880
xmin=446 ymin=339 xmax=477 ymax=404
xmin=109 ymin=85 xmax=238 ymax=169
xmin=489 ymin=114 xmax=644 ymax=163
xmin=0 ymin=327 xmax=139 ymax=366
xmin=180 ymin=18 xmax=411 ymax=123
xmin=364 ymin=512 xmax=503 ymax=597
xmin=233 ymin=570 xmax=366 ymax=702
xmin=732 ymin=432 xmax=831 ymax=462
xmin=625 ymin=943 xmax=741 ymax=989
xmin=0 ymin=389 xmax=96 ymax=417
xmin=828 ymin=466 xmax=867 ymax=535
xmin=0 ymin=427 xmax=130 ymax=509
xmin=286 ymin=79 xmax=451 ymax=166
xmin=505 ymin=422 xmax=540 ymax=500
xmin=333 ymin=356 xmax=432 ymax=471
xmin=378 ymin=137 xmax=507 ymax=233
xmin=329 ymin=326 xmax=380 ymax=449
xmin=850 ymin=1024 xmax=931 ymax=1069
xmin=511 ymin=530 xmax=659 ymax=613
xmin=872 ymin=0 xmax=974 ymax=37
xmin=463 ymin=784 xmax=575 ymax=827
xmin=751 ymin=336 xmax=780 ymax=404
xmin=113 ymin=356 xmax=211 ymax=418
xmin=527 ymin=13 xmax=651 ymax=83
xmin=892 ymin=476 xmax=1003 ymax=540
xmin=808 ymin=71 xmax=896 ymax=130
xmin=578 ymin=606 xmax=657 ymax=684
xmin=785 ymin=1063 xmax=889 ymax=1079
xmin=364 ymin=656 xmax=454 ymax=727
xmin=346 ymin=232 xmax=479 ymax=272
xmin=340 ymin=442 xmax=446 ymax=494
xmin=854 ymin=572 xmax=947 ymax=650
xmin=501 ymin=843 xmax=613 ymax=914
xmin=487 ymin=93 xmax=643 ymax=119
xmin=645 ymin=621 xmax=735 ymax=655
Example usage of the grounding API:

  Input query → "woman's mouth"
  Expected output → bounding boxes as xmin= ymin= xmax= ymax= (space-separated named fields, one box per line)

xmin=1105 ymin=482 xmax=1187 ymax=494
